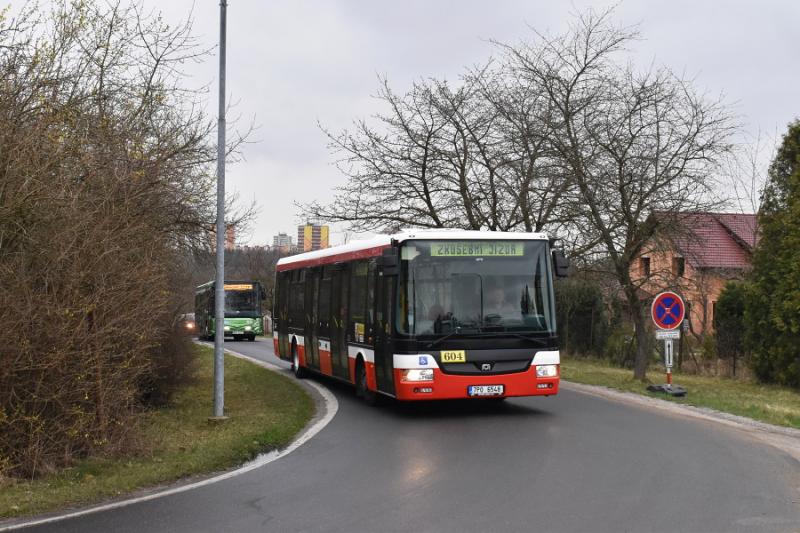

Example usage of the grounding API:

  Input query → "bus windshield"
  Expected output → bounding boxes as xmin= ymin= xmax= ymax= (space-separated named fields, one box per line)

xmin=224 ymin=285 xmax=258 ymax=316
xmin=397 ymin=240 xmax=555 ymax=337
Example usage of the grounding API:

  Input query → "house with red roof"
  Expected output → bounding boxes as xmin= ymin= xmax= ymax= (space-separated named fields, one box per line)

xmin=631 ymin=212 xmax=759 ymax=336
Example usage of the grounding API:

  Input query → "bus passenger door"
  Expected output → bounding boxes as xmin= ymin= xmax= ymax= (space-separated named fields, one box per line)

xmin=304 ymin=269 xmax=320 ymax=370
xmin=374 ymin=269 xmax=395 ymax=395
xmin=330 ymin=265 xmax=350 ymax=380
xmin=276 ymin=273 xmax=290 ymax=360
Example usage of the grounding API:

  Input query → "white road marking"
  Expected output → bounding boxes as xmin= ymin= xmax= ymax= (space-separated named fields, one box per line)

xmin=1 ymin=344 xmax=338 ymax=532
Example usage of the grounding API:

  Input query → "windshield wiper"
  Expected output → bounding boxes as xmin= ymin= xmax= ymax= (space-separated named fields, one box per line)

xmin=425 ymin=331 xmax=459 ymax=349
xmin=425 ymin=327 xmax=482 ymax=348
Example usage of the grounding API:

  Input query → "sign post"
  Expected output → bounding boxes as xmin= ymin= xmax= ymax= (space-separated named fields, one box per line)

xmin=648 ymin=292 xmax=687 ymax=397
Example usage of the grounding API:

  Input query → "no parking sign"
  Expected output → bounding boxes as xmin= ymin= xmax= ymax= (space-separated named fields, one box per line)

xmin=651 ymin=292 xmax=685 ymax=330
xmin=650 ymin=291 xmax=686 ymax=394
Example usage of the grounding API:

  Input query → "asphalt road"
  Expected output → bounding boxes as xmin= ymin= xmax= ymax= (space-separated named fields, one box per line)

xmin=22 ymin=340 xmax=800 ymax=533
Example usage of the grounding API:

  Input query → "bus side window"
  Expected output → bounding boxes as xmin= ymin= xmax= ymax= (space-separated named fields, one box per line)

xmin=318 ymin=268 xmax=332 ymax=339
xmin=348 ymin=261 xmax=368 ymax=344
xmin=367 ymin=262 xmax=376 ymax=343
xmin=294 ymin=270 xmax=305 ymax=330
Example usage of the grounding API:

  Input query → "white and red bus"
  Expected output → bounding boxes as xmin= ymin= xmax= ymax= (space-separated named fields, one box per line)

xmin=273 ymin=229 xmax=568 ymax=402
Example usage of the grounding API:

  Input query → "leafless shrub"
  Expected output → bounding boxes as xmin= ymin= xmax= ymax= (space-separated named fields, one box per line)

xmin=0 ymin=1 xmax=244 ymax=477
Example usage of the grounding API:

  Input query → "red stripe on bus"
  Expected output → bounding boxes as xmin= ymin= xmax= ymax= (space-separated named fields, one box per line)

xmin=319 ymin=349 xmax=333 ymax=375
xmin=365 ymin=361 xmax=378 ymax=391
xmin=275 ymin=245 xmax=389 ymax=272
xmin=348 ymin=357 xmax=357 ymax=383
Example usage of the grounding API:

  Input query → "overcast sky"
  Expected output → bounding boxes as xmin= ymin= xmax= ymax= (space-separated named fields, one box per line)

xmin=147 ymin=0 xmax=798 ymax=246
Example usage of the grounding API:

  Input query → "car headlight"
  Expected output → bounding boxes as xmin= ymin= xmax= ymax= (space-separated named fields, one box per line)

xmin=401 ymin=369 xmax=434 ymax=382
xmin=224 ymin=326 xmax=231 ymax=331
xmin=536 ymin=364 xmax=558 ymax=378
xmin=244 ymin=326 xmax=252 ymax=331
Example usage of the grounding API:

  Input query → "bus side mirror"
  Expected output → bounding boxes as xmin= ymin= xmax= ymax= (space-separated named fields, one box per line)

xmin=377 ymin=248 xmax=400 ymax=276
xmin=552 ymin=250 xmax=569 ymax=278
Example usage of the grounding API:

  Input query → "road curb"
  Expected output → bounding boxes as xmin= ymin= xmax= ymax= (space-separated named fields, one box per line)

xmin=0 ymin=345 xmax=338 ymax=532
xmin=562 ymin=380 xmax=800 ymax=462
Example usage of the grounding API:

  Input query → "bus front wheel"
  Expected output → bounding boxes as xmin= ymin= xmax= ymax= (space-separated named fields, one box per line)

xmin=356 ymin=359 xmax=377 ymax=406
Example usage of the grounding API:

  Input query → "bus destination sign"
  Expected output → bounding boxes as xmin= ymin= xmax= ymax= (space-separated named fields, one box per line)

xmin=431 ymin=241 xmax=524 ymax=257
xmin=224 ymin=283 xmax=253 ymax=291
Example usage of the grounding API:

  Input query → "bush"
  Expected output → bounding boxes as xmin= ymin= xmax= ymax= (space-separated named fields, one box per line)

xmin=555 ymin=277 xmax=611 ymax=357
xmin=714 ymin=281 xmax=747 ymax=375
xmin=603 ymin=327 xmax=636 ymax=368
xmin=0 ymin=2 xmax=222 ymax=477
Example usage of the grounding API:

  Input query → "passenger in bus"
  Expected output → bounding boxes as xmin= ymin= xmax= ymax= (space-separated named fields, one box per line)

xmin=486 ymin=283 xmax=520 ymax=320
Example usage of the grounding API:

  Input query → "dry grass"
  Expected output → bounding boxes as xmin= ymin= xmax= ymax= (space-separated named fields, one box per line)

xmin=562 ymin=357 xmax=800 ymax=429
xmin=0 ymin=346 xmax=314 ymax=519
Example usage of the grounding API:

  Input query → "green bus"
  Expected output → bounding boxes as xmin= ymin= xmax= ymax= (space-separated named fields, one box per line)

xmin=195 ymin=280 xmax=266 ymax=341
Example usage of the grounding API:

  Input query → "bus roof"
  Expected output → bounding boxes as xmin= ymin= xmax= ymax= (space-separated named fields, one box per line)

xmin=276 ymin=229 xmax=549 ymax=272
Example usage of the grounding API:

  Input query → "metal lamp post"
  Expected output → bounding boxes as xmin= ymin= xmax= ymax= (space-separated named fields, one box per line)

xmin=212 ymin=0 xmax=228 ymax=421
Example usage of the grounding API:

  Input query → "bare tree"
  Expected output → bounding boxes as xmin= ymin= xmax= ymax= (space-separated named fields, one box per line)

xmin=723 ymin=128 xmax=775 ymax=214
xmin=307 ymin=78 xmax=455 ymax=231
xmin=500 ymin=8 xmax=736 ymax=379
xmin=307 ymin=6 xmax=736 ymax=381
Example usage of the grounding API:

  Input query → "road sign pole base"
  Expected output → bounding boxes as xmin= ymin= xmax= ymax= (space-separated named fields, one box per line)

xmin=207 ymin=415 xmax=230 ymax=424
xmin=646 ymin=384 xmax=687 ymax=397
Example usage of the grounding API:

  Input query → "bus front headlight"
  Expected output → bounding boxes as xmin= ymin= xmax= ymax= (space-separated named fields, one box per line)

xmin=536 ymin=364 xmax=558 ymax=378
xmin=401 ymin=369 xmax=434 ymax=382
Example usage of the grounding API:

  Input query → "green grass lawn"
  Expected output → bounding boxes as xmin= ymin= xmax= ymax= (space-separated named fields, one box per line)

xmin=0 ymin=345 xmax=314 ymax=519
xmin=562 ymin=357 xmax=800 ymax=430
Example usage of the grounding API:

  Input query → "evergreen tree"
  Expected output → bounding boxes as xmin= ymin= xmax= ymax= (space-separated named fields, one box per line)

xmin=715 ymin=281 xmax=747 ymax=376
xmin=746 ymin=120 xmax=800 ymax=387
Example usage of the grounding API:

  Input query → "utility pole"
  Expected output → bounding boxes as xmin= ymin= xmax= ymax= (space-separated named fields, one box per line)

xmin=212 ymin=0 xmax=228 ymax=421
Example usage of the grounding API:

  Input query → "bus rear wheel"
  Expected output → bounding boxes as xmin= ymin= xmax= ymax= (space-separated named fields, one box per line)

xmin=292 ymin=345 xmax=307 ymax=379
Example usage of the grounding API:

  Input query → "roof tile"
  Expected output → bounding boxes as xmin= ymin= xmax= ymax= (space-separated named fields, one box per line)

xmin=668 ymin=213 xmax=758 ymax=269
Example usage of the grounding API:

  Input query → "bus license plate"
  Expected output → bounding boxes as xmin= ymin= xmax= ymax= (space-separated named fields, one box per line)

xmin=468 ymin=385 xmax=504 ymax=396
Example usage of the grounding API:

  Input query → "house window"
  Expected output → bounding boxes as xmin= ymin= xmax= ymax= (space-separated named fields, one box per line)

xmin=672 ymin=256 xmax=685 ymax=277
xmin=640 ymin=257 xmax=651 ymax=277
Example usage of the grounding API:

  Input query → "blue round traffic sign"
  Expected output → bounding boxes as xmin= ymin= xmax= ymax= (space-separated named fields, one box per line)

xmin=651 ymin=292 xmax=685 ymax=330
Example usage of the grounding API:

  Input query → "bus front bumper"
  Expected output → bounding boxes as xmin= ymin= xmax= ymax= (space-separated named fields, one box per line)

xmin=393 ymin=366 xmax=559 ymax=401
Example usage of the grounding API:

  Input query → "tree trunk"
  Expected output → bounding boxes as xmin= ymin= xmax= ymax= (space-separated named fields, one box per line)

xmin=629 ymin=294 xmax=650 ymax=381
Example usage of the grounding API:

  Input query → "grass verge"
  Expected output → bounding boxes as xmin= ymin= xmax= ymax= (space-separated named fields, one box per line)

xmin=562 ymin=357 xmax=800 ymax=430
xmin=0 ymin=344 xmax=314 ymax=519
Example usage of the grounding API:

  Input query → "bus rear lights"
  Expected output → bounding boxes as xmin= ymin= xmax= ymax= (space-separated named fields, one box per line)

xmin=413 ymin=387 xmax=433 ymax=394
xmin=402 ymin=369 xmax=434 ymax=382
xmin=537 ymin=383 xmax=554 ymax=389
xmin=536 ymin=364 xmax=558 ymax=378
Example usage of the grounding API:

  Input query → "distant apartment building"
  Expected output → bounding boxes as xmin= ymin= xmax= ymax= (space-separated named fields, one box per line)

xmin=297 ymin=223 xmax=329 ymax=252
xmin=272 ymin=232 xmax=294 ymax=253
xmin=272 ymin=232 xmax=293 ymax=248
